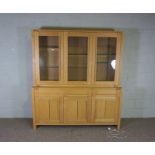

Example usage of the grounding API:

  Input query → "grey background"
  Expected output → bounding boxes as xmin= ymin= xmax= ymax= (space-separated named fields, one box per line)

xmin=0 ymin=13 xmax=155 ymax=118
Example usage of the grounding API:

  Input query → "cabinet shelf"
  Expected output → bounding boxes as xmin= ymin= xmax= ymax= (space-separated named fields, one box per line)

xmin=40 ymin=47 xmax=59 ymax=52
xmin=68 ymin=53 xmax=87 ymax=55
xmin=97 ymin=61 xmax=110 ymax=64
xmin=40 ymin=45 xmax=59 ymax=48
xmin=68 ymin=66 xmax=87 ymax=68
xmin=41 ymin=65 xmax=59 ymax=68
xmin=97 ymin=53 xmax=115 ymax=55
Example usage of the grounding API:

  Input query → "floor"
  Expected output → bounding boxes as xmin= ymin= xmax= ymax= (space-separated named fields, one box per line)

xmin=0 ymin=118 xmax=155 ymax=142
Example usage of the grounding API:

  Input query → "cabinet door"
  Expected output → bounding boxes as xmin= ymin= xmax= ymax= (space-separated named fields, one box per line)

xmin=96 ymin=37 xmax=116 ymax=81
xmin=36 ymin=97 xmax=50 ymax=122
xmin=92 ymin=95 xmax=117 ymax=123
xmin=35 ymin=96 xmax=61 ymax=123
xmin=33 ymin=31 xmax=64 ymax=85
xmin=64 ymin=32 xmax=91 ymax=83
xmin=63 ymin=96 xmax=88 ymax=123
xmin=92 ymin=33 xmax=122 ymax=86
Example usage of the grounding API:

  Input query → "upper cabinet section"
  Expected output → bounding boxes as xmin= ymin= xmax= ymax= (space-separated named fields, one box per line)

xmin=32 ymin=29 xmax=122 ymax=87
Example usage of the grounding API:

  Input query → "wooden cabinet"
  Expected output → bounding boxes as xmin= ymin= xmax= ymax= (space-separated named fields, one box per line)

xmin=32 ymin=28 xmax=123 ymax=129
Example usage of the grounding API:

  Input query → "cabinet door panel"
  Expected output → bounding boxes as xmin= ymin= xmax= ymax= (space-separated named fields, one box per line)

xmin=49 ymin=96 xmax=60 ymax=122
xmin=36 ymin=97 xmax=50 ymax=122
xmin=95 ymin=97 xmax=106 ymax=121
xmin=63 ymin=96 xmax=88 ymax=123
xmin=64 ymin=96 xmax=78 ymax=122
xmin=104 ymin=98 xmax=116 ymax=119
xmin=92 ymin=95 xmax=116 ymax=122
xmin=77 ymin=97 xmax=87 ymax=122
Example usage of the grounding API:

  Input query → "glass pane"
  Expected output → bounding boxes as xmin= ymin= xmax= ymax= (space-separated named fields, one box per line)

xmin=39 ymin=36 xmax=59 ymax=81
xmin=68 ymin=37 xmax=88 ymax=81
xmin=96 ymin=37 xmax=116 ymax=81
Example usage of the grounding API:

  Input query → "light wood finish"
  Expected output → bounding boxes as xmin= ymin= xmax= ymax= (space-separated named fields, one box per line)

xmin=35 ymin=95 xmax=63 ymax=123
xmin=32 ymin=30 xmax=40 ymax=85
xmin=115 ymin=33 xmax=123 ymax=87
xmin=36 ymin=97 xmax=50 ymax=122
xmin=49 ymin=96 xmax=61 ymax=122
xmin=64 ymin=96 xmax=88 ymax=122
xmin=116 ymin=88 xmax=122 ymax=129
xmin=92 ymin=95 xmax=116 ymax=123
xmin=32 ymin=29 xmax=123 ymax=129
xmin=32 ymin=88 xmax=36 ymax=129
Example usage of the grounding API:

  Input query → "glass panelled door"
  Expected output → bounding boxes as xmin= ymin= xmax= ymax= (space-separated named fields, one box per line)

xmin=39 ymin=36 xmax=60 ymax=81
xmin=96 ymin=37 xmax=117 ymax=81
xmin=68 ymin=36 xmax=88 ymax=81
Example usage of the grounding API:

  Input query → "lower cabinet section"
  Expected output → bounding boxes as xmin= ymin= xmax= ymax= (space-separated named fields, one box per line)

xmin=32 ymin=87 xmax=121 ymax=129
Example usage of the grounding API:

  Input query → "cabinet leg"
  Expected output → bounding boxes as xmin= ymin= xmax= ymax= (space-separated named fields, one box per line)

xmin=117 ymin=124 xmax=120 ymax=130
xmin=117 ymin=120 xmax=121 ymax=129
xmin=33 ymin=124 xmax=37 ymax=130
xmin=117 ymin=118 xmax=121 ymax=130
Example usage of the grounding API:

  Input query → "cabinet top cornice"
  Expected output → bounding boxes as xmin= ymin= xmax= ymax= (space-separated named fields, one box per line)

xmin=32 ymin=27 xmax=123 ymax=33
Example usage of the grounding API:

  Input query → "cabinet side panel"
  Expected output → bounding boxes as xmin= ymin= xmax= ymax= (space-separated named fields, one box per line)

xmin=116 ymin=88 xmax=122 ymax=128
xmin=32 ymin=30 xmax=40 ymax=86
xmin=115 ymin=32 xmax=123 ymax=86
xmin=32 ymin=31 xmax=36 ymax=85
xmin=32 ymin=88 xmax=36 ymax=127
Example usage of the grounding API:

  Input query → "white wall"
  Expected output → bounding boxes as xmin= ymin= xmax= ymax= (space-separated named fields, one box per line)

xmin=0 ymin=13 xmax=155 ymax=118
